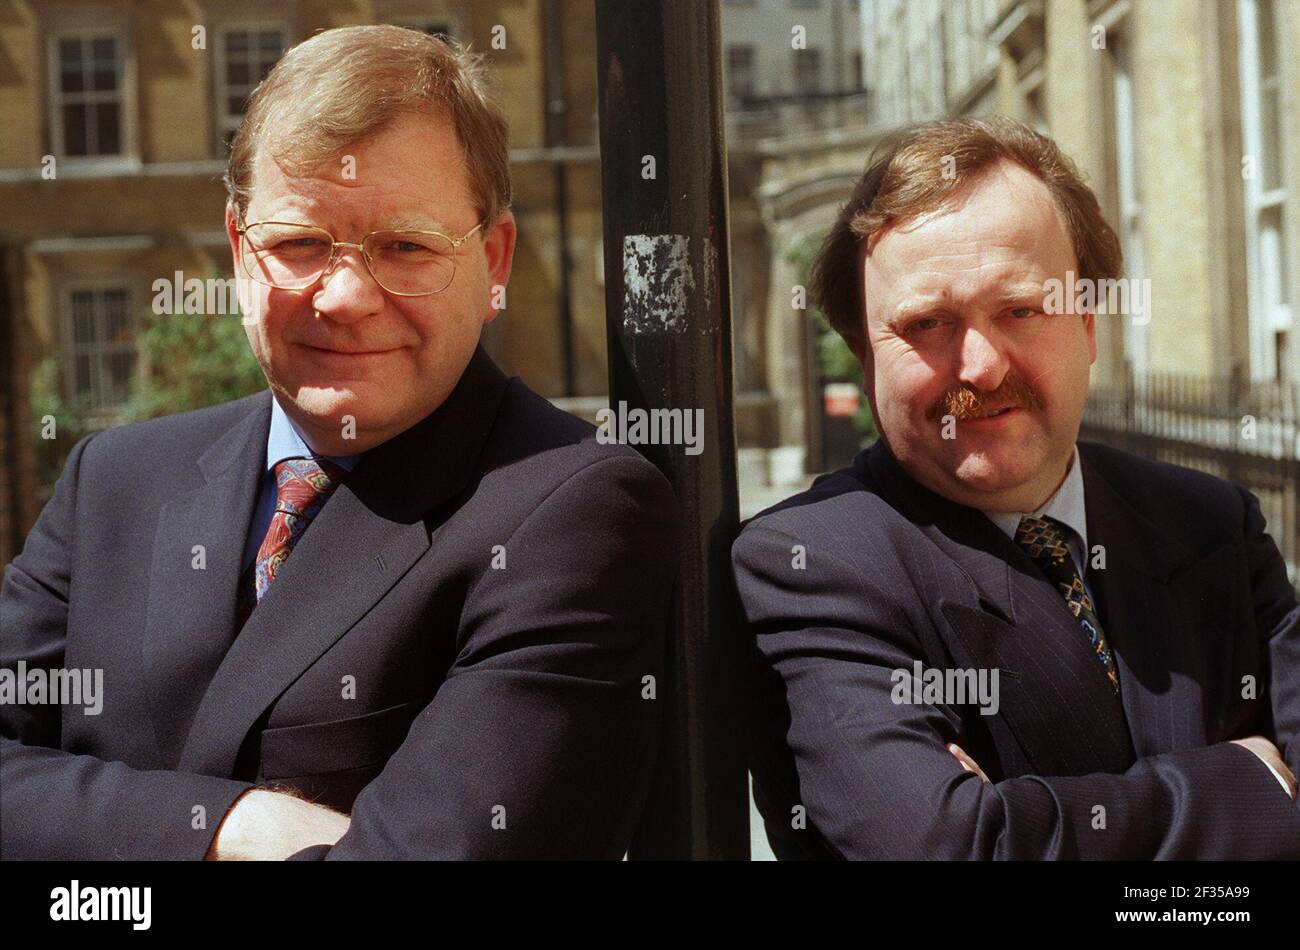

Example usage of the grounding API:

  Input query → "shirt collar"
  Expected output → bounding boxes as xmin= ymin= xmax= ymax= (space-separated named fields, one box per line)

xmin=266 ymin=394 xmax=361 ymax=474
xmin=984 ymin=445 xmax=1087 ymax=551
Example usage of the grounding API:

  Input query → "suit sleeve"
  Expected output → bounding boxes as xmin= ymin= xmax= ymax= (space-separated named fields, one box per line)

xmin=1 ymin=434 xmax=253 ymax=860
xmin=295 ymin=453 xmax=679 ymax=859
xmin=734 ymin=521 xmax=1300 ymax=860
xmin=1237 ymin=485 xmax=1300 ymax=782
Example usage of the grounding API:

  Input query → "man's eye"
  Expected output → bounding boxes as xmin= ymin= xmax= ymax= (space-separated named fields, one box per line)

xmin=274 ymin=237 xmax=326 ymax=249
xmin=1007 ymin=307 xmax=1038 ymax=319
xmin=907 ymin=317 xmax=944 ymax=334
xmin=381 ymin=240 xmax=438 ymax=254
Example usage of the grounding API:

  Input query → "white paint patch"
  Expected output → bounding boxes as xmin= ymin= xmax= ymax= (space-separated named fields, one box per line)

xmin=622 ymin=234 xmax=695 ymax=334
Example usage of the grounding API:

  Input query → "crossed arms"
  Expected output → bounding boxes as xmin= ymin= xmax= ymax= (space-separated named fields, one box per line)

xmin=733 ymin=489 xmax=1300 ymax=860
xmin=1 ymin=435 xmax=678 ymax=859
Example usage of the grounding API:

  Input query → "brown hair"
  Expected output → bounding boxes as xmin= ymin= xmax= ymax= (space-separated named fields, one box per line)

xmin=811 ymin=115 xmax=1122 ymax=350
xmin=224 ymin=25 xmax=512 ymax=229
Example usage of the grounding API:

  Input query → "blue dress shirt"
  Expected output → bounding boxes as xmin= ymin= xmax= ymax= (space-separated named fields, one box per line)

xmin=240 ymin=395 xmax=361 ymax=571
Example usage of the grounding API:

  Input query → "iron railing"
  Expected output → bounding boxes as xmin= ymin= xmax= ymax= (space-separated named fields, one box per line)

xmin=1081 ymin=368 xmax=1300 ymax=594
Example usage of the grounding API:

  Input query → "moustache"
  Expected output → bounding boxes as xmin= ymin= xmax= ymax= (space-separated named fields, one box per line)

xmin=924 ymin=375 xmax=1044 ymax=423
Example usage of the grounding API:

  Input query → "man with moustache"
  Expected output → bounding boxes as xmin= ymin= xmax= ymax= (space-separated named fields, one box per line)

xmin=1 ymin=26 xmax=677 ymax=860
xmin=734 ymin=116 xmax=1300 ymax=859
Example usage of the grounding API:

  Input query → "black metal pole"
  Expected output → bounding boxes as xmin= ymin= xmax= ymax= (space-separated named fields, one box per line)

xmin=543 ymin=0 xmax=577 ymax=396
xmin=594 ymin=0 xmax=749 ymax=859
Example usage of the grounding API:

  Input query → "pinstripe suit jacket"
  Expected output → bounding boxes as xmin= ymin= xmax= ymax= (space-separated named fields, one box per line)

xmin=733 ymin=438 xmax=1300 ymax=859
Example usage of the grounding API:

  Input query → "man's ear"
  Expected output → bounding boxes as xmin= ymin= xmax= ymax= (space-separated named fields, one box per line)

xmin=225 ymin=203 xmax=244 ymax=279
xmin=481 ymin=209 xmax=517 ymax=324
xmin=225 ymin=203 xmax=255 ymax=321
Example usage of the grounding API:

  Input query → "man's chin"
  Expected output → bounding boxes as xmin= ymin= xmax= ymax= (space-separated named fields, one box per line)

xmin=279 ymin=384 xmax=399 ymax=434
xmin=287 ymin=385 xmax=364 ymax=417
xmin=951 ymin=447 xmax=1034 ymax=481
xmin=935 ymin=446 xmax=1048 ymax=501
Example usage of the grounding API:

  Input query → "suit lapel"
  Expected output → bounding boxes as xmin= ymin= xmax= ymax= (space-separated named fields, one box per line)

xmin=178 ymin=347 xmax=512 ymax=777
xmin=142 ymin=391 xmax=272 ymax=767
xmin=867 ymin=441 xmax=1135 ymax=775
xmin=1079 ymin=444 xmax=1210 ymax=758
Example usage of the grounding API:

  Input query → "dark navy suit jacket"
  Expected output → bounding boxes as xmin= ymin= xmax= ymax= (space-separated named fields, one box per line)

xmin=734 ymin=438 xmax=1300 ymax=859
xmin=1 ymin=347 xmax=679 ymax=859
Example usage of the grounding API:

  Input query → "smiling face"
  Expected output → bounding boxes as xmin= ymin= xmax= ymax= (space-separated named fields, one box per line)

xmin=227 ymin=110 xmax=516 ymax=456
xmin=859 ymin=159 xmax=1096 ymax=512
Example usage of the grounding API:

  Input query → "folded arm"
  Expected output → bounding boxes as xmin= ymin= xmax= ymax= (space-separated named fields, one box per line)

xmin=294 ymin=453 xmax=679 ymax=859
xmin=1238 ymin=485 xmax=1300 ymax=782
xmin=735 ymin=521 xmax=1300 ymax=860
xmin=2 ymin=435 xmax=254 ymax=859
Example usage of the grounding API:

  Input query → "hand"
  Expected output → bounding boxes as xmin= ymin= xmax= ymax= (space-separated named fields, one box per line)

xmin=1231 ymin=735 xmax=1297 ymax=801
xmin=206 ymin=788 xmax=351 ymax=861
xmin=947 ymin=743 xmax=989 ymax=784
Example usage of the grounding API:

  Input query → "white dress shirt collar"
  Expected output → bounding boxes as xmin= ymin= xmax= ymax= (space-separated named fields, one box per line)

xmin=983 ymin=446 xmax=1087 ymax=562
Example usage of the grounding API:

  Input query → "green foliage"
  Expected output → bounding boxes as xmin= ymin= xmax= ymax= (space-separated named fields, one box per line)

xmin=29 ymin=355 xmax=90 ymax=483
xmin=29 ymin=305 xmax=264 ymax=487
xmin=120 ymin=311 xmax=264 ymax=422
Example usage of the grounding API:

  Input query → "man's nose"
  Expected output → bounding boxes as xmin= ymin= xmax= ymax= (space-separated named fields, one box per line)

xmin=310 ymin=246 xmax=385 ymax=321
xmin=955 ymin=325 xmax=1010 ymax=392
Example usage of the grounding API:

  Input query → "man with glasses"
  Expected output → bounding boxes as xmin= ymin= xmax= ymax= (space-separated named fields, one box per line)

xmin=1 ymin=26 xmax=678 ymax=860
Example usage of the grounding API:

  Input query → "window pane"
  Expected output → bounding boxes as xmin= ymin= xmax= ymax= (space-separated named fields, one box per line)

xmin=72 ymin=291 xmax=96 ymax=343
xmin=103 ymin=351 xmax=135 ymax=406
xmin=74 ymin=353 xmax=93 ymax=399
xmin=795 ymin=50 xmax=822 ymax=94
xmin=226 ymin=59 xmax=251 ymax=87
xmin=257 ymin=31 xmax=283 ymax=55
xmin=1261 ymin=204 xmax=1291 ymax=307
xmin=59 ymin=37 xmax=85 ymax=94
xmin=91 ymin=57 xmax=118 ymax=92
xmin=1258 ymin=0 xmax=1277 ymax=78
xmin=91 ymin=37 xmax=115 ymax=62
xmin=58 ymin=38 xmax=84 ymax=92
xmin=58 ymin=37 xmax=82 ymax=65
xmin=94 ymin=102 xmax=121 ymax=155
xmin=60 ymin=66 xmax=85 ymax=93
xmin=103 ymin=290 xmax=129 ymax=343
xmin=62 ymin=103 xmax=88 ymax=156
xmin=1261 ymin=84 xmax=1281 ymax=191
xmin=226 ymin=31 xmax=249 ymax=54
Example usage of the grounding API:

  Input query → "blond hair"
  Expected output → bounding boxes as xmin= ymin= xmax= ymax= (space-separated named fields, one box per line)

xmin=812 ymin=115 xmax=1121 ymax=350
xmin=224 ymin=25 xmax=512 ymax=229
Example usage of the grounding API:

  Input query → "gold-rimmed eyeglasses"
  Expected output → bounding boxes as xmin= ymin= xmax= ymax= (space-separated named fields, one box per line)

xmin=236 ymin=219 xmax=485 ymax=296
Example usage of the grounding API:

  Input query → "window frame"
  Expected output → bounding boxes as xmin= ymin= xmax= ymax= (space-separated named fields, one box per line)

xmin=793 ymin=46 xmax=824 ymax=96
xmin=1105 ymin=20 xmax=1148 ymax=376
xmin=212 ymin=22 xmax=288 ymax=156
xmin=60 ymin=280 xmax=137 ymax=417
xmin=45 ymin=27 xmax=130 ymax=162
xmin=1238 ymin=0 xmax=1293 ymax=380
xmin=726 ymin=44 xmax=758 ymax=100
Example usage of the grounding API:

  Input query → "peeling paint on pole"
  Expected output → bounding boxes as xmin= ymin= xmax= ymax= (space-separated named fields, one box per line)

xmin=622 ymin=234 xmax=694 ymax=334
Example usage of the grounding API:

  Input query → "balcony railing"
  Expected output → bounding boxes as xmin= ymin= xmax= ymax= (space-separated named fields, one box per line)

xmin=726 ymin=89 xmax=874 ymax=143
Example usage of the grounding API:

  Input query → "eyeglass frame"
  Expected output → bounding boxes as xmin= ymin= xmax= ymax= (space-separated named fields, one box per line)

xmin=235 ymin=218 xmax=487 ymax=297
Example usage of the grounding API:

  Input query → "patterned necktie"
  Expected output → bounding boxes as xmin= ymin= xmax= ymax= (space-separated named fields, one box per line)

xmin=236 ymin=457 xmax=347 ymax=628
xmin=1014 ymin=515 xmax=1120 ymax=692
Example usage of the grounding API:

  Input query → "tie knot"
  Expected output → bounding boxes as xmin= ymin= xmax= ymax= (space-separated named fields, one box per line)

xmin=271 ymin=457 xmax=346 ymax=519
xmin=1014 ymin=514 xmax=1073 ymax=569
